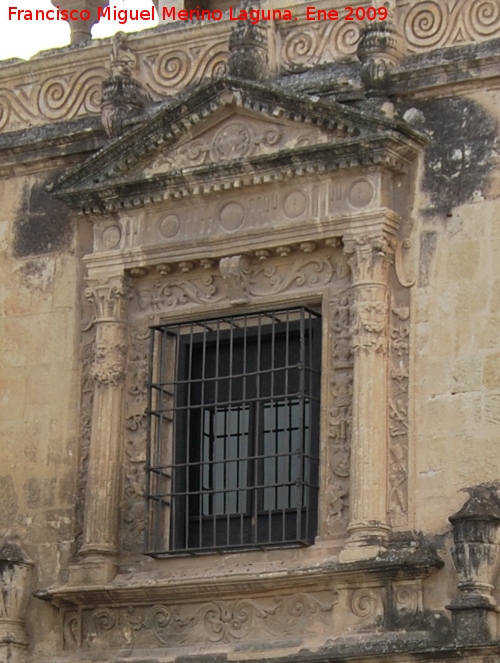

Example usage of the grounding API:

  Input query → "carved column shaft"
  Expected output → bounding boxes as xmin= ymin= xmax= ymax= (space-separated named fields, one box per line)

xmin=350 ymin=283 xmax=388 ymax=530
xmin=79 ymin=278 xmax=127 ymax=565
xmin=340 ymin=238 xmax=392 ymax=561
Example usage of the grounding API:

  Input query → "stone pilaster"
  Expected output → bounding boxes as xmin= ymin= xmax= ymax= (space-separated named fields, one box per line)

xmin=71 ymin=275 xmax=127 ymax=584
xmin=340 ymin=236 xmax=393 ymax=561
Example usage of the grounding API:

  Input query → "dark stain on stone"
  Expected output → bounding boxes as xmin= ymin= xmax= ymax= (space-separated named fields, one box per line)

xmin=13 ymin=177 xmax=73 ymax=258
xmin=410 ymin=98 xmax=498 ymax=217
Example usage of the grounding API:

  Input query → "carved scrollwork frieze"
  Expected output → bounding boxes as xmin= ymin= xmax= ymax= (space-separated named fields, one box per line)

xmin=64 ymin=591 xmax=338 ymax=649
xmin=128 ymin=247 xmax=340 ymax=321
xmin=398 ymin=0 xmax=500 ymax=53
xmin=61 ymin=578 xmax=423 ymax=650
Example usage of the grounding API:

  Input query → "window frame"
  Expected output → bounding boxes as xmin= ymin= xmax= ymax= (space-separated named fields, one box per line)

xmin=146 ymin=306 xmax=322 ymax=557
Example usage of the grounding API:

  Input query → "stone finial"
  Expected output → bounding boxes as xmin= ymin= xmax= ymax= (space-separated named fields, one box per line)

xmin=357 ymin=0 xmax=403 ymax=98
xmin=0 ymin=536 xmax=34 ymax=663
xmin=101 ymin=32 xmax=150 ymax=138
xmin=51 ymin=0 xmax=107 ymax=44
xmin=227 ymin=0 xmax=271 ymax=82
xmin=447 ymin=483 xmax=500 ymax=643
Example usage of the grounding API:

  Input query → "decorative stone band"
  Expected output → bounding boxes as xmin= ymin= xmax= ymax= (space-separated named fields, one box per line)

xmin=2 ymin=0 xmax=500 ymax=133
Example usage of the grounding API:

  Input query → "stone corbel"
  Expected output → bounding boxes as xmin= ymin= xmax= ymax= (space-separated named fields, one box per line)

xmin=71 ymin=273 xmax=128 ymax=585
xmin=219 ymin=255 xmax=250 ymax=305
xmin=0 ymin=537 xmax=34 ymax=663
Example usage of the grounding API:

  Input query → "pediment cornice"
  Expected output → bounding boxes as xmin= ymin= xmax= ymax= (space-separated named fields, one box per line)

xmin=50 ymin=77 xmax=426 ymax=214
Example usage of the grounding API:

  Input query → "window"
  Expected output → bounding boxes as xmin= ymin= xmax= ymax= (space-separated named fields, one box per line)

xmin=146 ymin=306 xmax=321 ymax=555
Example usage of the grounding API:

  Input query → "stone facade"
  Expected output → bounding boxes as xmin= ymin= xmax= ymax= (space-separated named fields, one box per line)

xmin=1 ymin=2 xmax=500 ymax=663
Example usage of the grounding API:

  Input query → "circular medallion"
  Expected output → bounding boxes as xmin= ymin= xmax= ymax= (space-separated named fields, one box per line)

xmin=218 ymin=201 xmax=245 ymax=232
xmin=348 ymin=178 xmax=375 ymax=208
xmin=159 ymin=214 xmax=181 ymax=239
xmin=101 ymin=224 xmax=122 ymax=250
xmin=283 ymin=190 xmax=307 ymax=219
xmin=212 ymin=122 xmax=252 ymax=161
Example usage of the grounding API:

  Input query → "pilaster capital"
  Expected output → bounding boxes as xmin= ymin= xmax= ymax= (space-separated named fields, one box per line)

xmin=85 ymin=274 xmax=127 ymax=324
xmin=343 ymin=235 xmax=394 ymax=285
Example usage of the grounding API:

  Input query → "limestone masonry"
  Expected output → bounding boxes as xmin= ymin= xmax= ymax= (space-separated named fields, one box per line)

xmin=1 ymin=2 xmax=500 ymax=663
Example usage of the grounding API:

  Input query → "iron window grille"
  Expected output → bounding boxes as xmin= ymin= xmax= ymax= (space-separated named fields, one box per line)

xmin=146 ymin=306 xmax=321 ymax=556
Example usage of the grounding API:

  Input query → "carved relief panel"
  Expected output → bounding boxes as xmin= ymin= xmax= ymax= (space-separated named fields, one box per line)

xmin=93 ymin=173 xmax=382 ymax=255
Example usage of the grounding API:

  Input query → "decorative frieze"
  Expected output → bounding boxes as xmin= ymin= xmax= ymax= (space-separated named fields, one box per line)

xmin=128 ymin=247 xmax=339 ymax=323
xmin=62 ymin=591 xmax=338 ymax=650
xmin=1 ymin=0 xmax=499 ymax=133
xmin=102 ymin=176 xmax=378 ymax=254
xmin=398 ymin=0 xmax=500 ymax=53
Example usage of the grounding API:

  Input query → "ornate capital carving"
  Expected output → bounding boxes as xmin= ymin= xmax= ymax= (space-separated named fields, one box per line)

xmin=343 ymin=236 xmax=393 ymax=284
xmin=85 ymin=275 xmax=127 ymax=324
xmin=219 ymin=255 xmax=250 ymax=305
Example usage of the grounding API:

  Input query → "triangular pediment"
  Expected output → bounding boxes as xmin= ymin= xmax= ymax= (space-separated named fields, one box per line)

xmin=51 ymin=78 xmax=425 ymax=212
xmin=139 ymin=107 xmax=343 ymax=178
